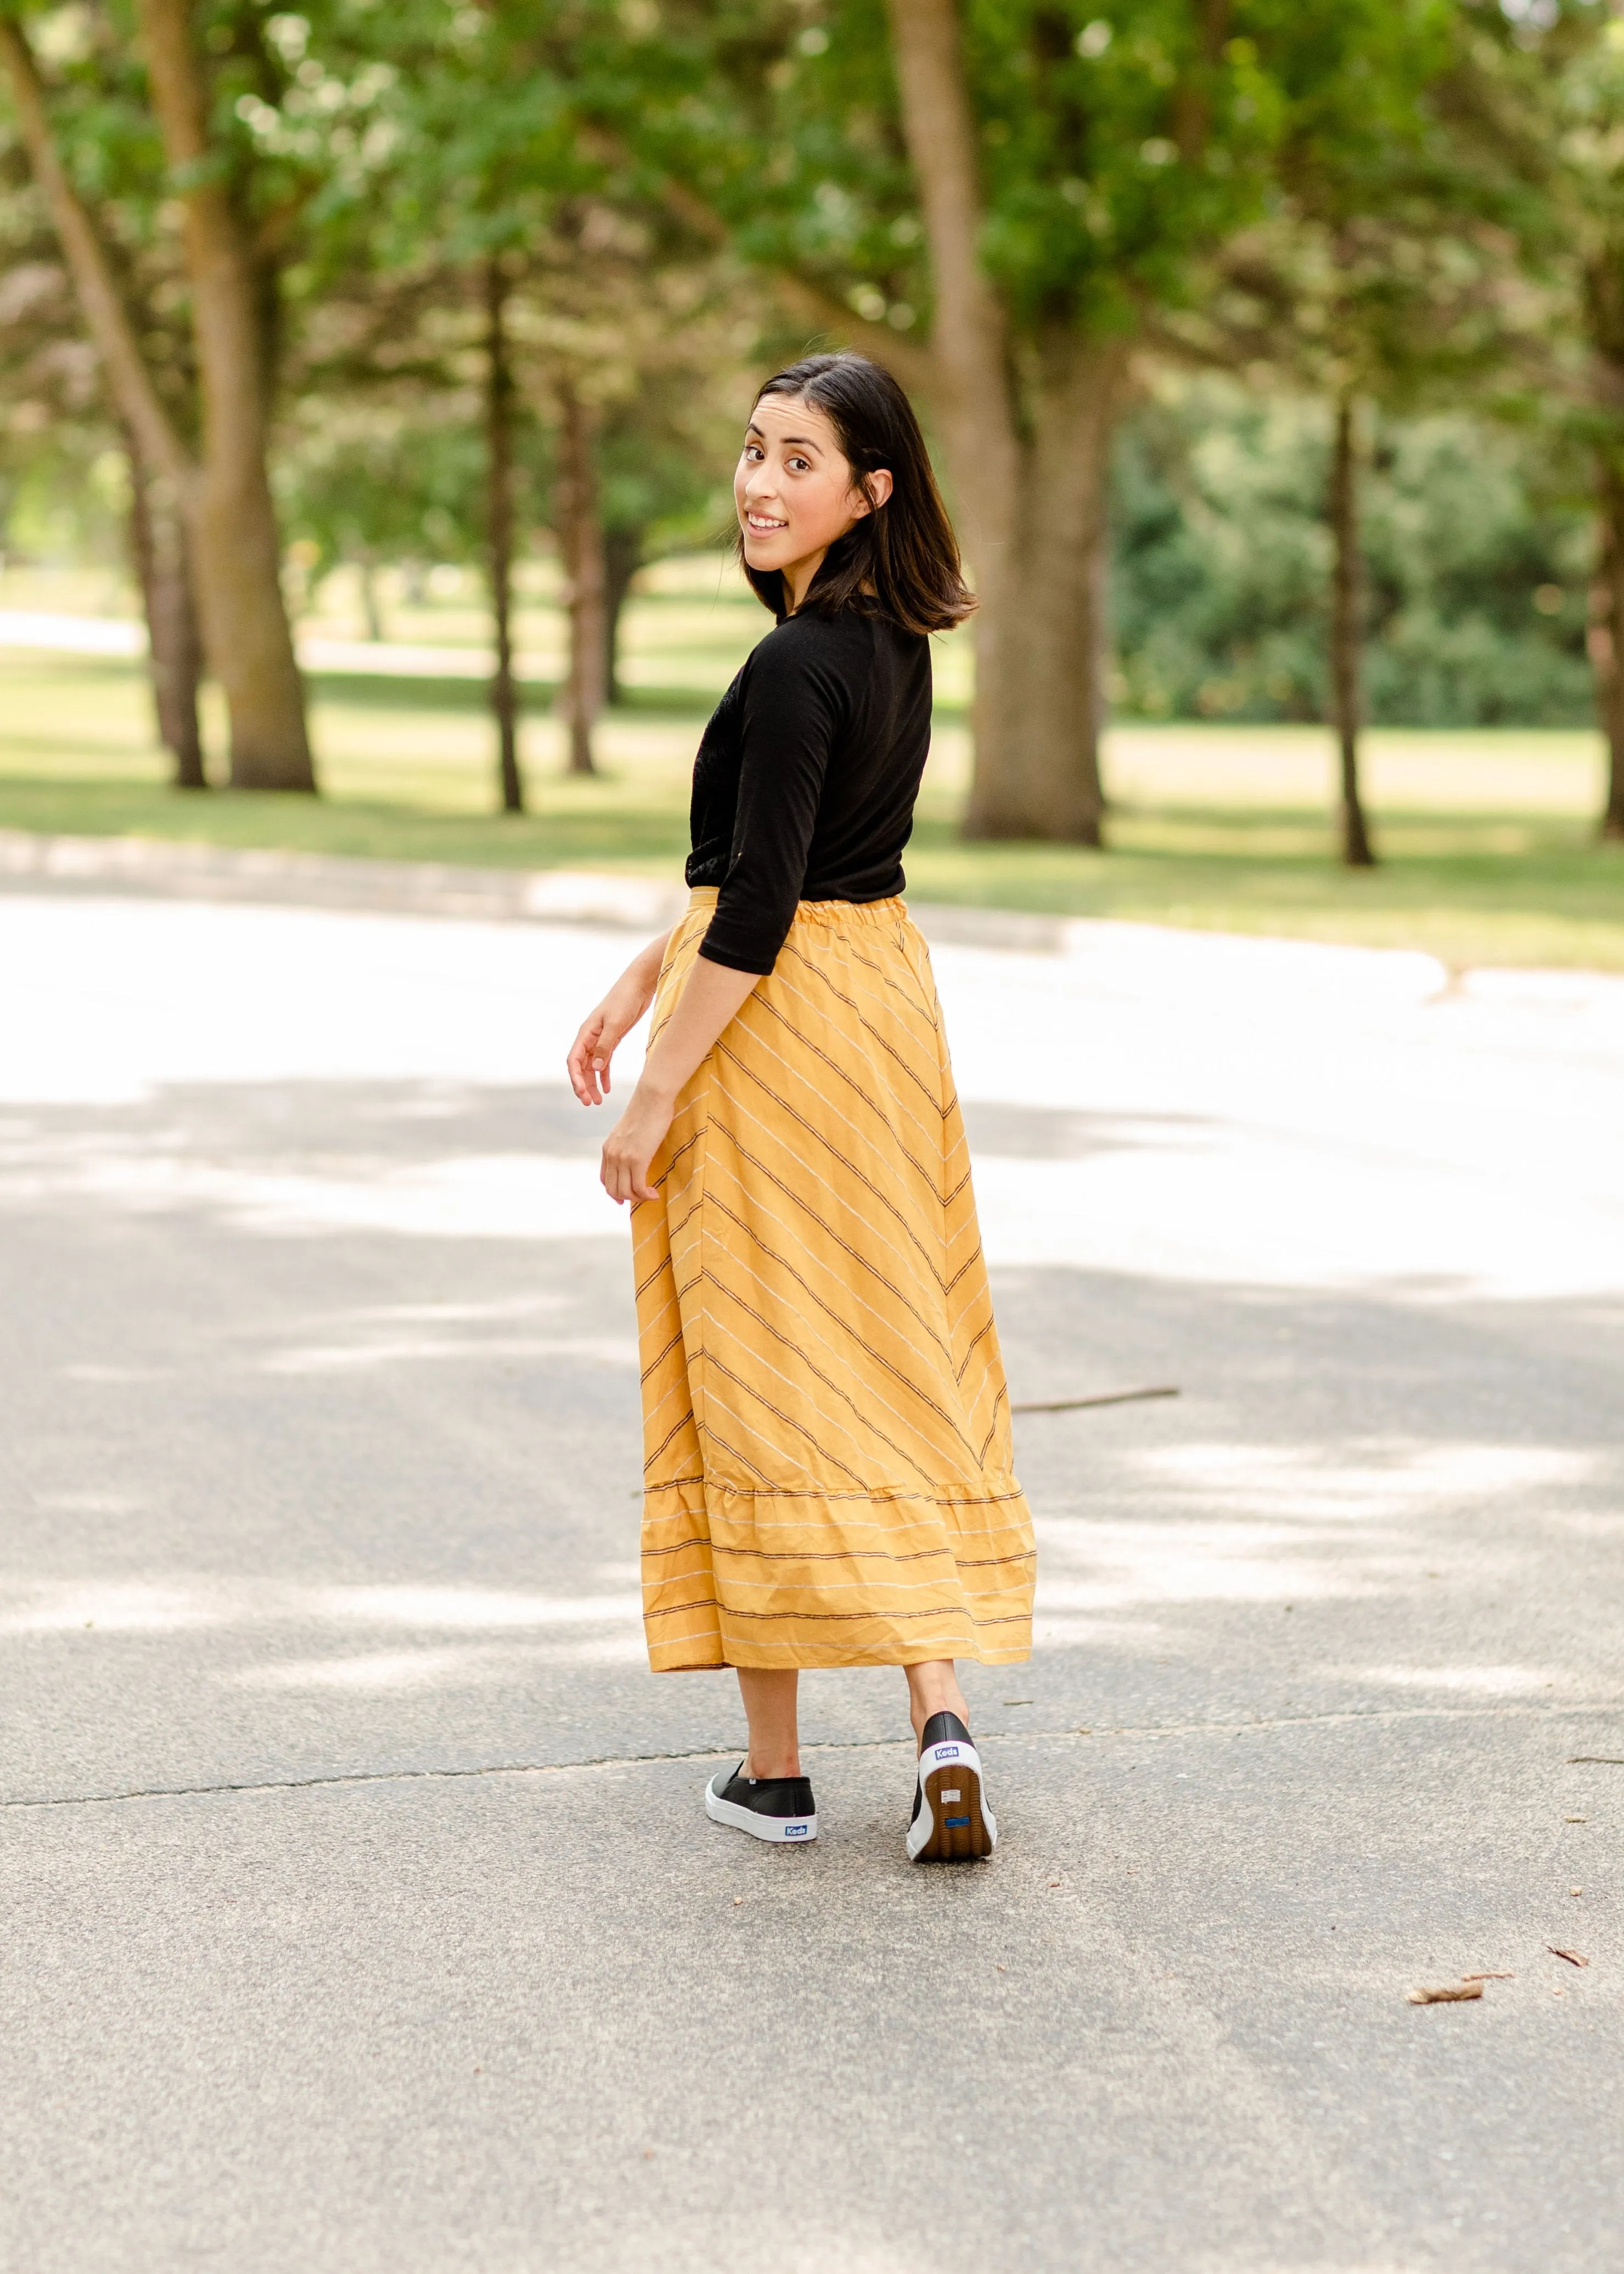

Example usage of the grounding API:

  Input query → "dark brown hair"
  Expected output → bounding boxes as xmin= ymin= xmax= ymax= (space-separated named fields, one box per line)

xmin=736 ymin=352 xmax=975 ymax=635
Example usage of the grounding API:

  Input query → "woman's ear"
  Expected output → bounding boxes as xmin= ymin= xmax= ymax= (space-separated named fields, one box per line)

xmin=852 ymin=468 xmax=894 ymax=519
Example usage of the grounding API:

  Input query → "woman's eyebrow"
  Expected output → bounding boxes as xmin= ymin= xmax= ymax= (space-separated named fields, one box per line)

xmin=746 ymin=420 xmax=823 ymax=454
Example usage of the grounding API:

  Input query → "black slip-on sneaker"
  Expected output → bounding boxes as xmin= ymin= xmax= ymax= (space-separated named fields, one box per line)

xmin=705 ymin=1762 xmax=817 ymax=1844
xmin=907 ymin=1710 xmax=996 ymax=1861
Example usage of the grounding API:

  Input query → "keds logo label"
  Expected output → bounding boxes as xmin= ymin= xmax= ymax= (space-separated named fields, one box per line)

xmin=784 ymin=1823 xmax=810 ymax=1838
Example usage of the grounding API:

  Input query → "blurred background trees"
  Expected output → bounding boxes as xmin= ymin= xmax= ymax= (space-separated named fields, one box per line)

xmin=1504 ymin=0 xmax=1624 ymax=841
xmin=3 ymin=0 xmax=1623 ymax=856
xmin=0 ymin=1 xmax=207 ymax=784
xmin=1112 ymin=384 xmax=1591 ymax=728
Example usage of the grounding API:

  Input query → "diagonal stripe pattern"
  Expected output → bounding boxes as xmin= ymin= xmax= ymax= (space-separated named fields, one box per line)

xmin=634 ymin=889 xmax=1036 ymax=1670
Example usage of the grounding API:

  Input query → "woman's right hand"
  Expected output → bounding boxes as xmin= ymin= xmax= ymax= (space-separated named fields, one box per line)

xmin=567 ymin=979 xmax=645 ymax=1105
xmin=566 ymin=928 xmax=673 ymax=1105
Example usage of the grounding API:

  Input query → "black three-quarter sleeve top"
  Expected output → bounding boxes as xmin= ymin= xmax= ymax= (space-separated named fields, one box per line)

xmin=685 ymin=605 xmax=933 ymax=975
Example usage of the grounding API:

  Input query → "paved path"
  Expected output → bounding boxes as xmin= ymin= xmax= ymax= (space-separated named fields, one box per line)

xmin=1 ymin=610 xmax=617 ymax=686
xmin=3 ymin=884 xmax=1623 ymax=2272
xmin=0 ymin=608 xmax=525 ymax=677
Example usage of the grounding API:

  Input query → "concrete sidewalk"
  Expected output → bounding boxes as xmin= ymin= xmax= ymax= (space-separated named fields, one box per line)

xmin=2 ymin=885 xmax=1622 ymax=2271
xmin=0 ymin=827 xmax=1086 ymax=951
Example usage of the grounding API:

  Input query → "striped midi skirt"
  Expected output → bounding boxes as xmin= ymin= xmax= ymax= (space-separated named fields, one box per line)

xmin=633 ymin=888 xmax=1036 ymax=1671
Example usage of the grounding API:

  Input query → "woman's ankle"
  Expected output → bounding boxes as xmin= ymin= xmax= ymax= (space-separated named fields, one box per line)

xmin=744 ymin=1748 xmax=801 ymax=1781
xmin=735 ymin=1667 xmax=801 ymax=1783
xmin=906 ymin=1660 xmax=970 ymax=1745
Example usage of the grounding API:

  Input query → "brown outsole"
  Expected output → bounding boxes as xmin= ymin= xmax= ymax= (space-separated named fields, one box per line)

xmin=917 ymin=1761 xmax=993 ymax=1862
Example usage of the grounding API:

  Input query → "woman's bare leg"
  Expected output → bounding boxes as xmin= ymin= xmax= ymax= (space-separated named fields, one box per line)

xmin=737 ymin=1667 xmax=801 ymax=1778
xmin=904 ymin=1659 xmax=993 ymax=1861
xmin=904 ymin=1659 xmax=970 ymax=1747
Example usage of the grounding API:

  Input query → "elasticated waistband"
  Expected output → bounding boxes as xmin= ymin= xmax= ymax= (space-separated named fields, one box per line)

xmin=684 ymin=887 xmax=908 ymax=929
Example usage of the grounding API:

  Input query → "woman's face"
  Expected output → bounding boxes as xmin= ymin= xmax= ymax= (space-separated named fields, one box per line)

xmin=734 ymin=396 xmax=891 ymax=605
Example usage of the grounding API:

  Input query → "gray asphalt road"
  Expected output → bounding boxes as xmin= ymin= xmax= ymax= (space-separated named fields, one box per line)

xmin=3 ymin=886 xmax=1622 ymax=2273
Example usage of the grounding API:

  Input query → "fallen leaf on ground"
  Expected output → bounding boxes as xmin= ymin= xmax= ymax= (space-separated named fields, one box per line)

xmin=1461 ymin=1972 xmax=1514 ymax=1982
xmin=1407 ymin=1982 xmax=1483 ymax=2004
xmin=1549 ymin=1947 xmax=1590 ymax=1968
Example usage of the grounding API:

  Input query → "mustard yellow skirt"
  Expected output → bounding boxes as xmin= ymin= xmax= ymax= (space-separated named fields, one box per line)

xmin=633 ymin=888 xmax=1036 ymax=1671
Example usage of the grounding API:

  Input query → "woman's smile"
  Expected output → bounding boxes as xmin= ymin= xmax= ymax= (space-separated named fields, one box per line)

xmin=733 ymin=394 xmax=889 ymax=610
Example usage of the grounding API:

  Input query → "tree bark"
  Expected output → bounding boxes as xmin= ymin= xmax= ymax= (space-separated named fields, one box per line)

xmin=603 ymin=525 xmax=642 ymax=710
xmin=649 ymin=52 xmax=1120 ymax=835
xmin=484 ymin=255 xmax=524 ymax=815
xmin=885 ymin=0 xmax=1119 ymax=841
xmin=1328 ymin=395 xmax=1375 ymax=868
xmin=0 ymin=16 xmax=210 ymax=792
xmin=554 ymin=377 xmax=605 ymax=776
xmin=0 ymin=16 xmax=188 ymax=486
xmin=358 ymin=557 xmax=384 ymax=644
xmin=883 ymin=0 xmax=1014 ymax=575
xmin=136 ymin=0 xmax=314 ymax=792
xmin=1591 ymin=457 xmax=1624 ymax=843
xmin=126 ymin=427 xmax=205 ymax=788
xmin=965 ymin=333 xmax=1126 ymax=841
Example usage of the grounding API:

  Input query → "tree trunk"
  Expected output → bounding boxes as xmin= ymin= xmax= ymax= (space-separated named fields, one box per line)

xmin=963 ymin=333 xmax=1126 ymax=841
xmin=603 ymin=525 xmax=643 ymax=709
xmin=485 ymin=255 xmax=524 ymax=815
xmin=885 ymin=0 xmax=1120 ymax=841
xmin=1328 ymin=395 xmax=1375 ymax=869
xmin=358 ymin=557 xmax=384 ymax=643
xmin=0 ymin=16 xmax=215 ymax=798
xmin=1591 ymin=458 xmax=1624 ymax=843
xmin=126 ymin=428 xmax=205 ymax=789
xmin=0 ymin=17 xmax=188 ymax=484
xmin=555 ymin=378 xmax=605 ymax=777
xmin=1089 ymin=480 xmax=1112 ymax=797
xmin=137 ymin=0 xmax=314 ymax=793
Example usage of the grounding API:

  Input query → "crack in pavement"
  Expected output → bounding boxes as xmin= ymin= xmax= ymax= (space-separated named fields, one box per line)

xmin=5 ymin=1697 xmax=1622 ymax=1813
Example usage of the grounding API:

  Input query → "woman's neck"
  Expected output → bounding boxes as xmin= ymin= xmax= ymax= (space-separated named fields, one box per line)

xmin=782 ymin=548 xmax=828 ymax=615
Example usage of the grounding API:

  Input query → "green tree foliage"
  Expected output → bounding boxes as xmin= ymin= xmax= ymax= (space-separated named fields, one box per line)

xmin=277 ymin=408 xmax=492 ymax=589
xmin=0 ymin=166 xmax=109 ymax=557
xmin=581 ymin=0 xmax=1471 ymax=843
xmin=0 ymin=0 xmax=194 ymax=428
xmin=1482 ymin=0 xmax=1624 ymax=835
xmin=1153 ymin=0 xmax=1537 ymax=862
xmin=247 ymin=0 xmax=750 ymax=788
xmin=9 ymin=0 xmax=1624 ymax=844
xmin=0 ymin=4 xmax=208 ymax=777
xmin=1112 ymin=378 xmax=1593 ymax=726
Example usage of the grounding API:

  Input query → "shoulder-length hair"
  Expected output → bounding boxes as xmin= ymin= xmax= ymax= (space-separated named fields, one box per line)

xmin=736 ymin=352 xmax=975 ymax=635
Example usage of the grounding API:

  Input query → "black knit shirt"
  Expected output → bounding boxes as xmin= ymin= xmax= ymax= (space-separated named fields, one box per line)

xmin=686 ymin=607 xmax=932 ymax=976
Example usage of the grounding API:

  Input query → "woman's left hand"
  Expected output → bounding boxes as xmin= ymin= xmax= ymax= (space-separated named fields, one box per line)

xmin=597 ymin=951 xmax=758 ymax=1209
xmin=601 ymin=1084 xmax=676 ymax=1206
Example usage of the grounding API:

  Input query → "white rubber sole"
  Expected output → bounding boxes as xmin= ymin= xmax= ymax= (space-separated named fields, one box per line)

xmin=705 ymin=1773 xmax=817 ymax=1844
xmin=907 ymin=1737 xmax=996 ymax=1862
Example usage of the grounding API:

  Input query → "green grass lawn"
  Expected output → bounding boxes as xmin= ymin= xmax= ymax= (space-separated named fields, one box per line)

xmin=2 ymin=632 xmax=1621 ymax=972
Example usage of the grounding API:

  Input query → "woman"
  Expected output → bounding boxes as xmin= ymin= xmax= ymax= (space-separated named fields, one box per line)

xmin=567 ymin=352 xmax=1035 ymax=1862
